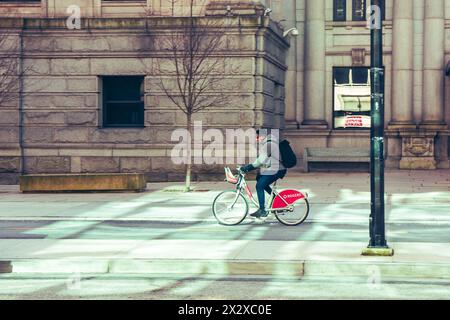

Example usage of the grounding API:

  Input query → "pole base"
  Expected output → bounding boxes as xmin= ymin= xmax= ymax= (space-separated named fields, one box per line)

xmin=362 ymin=247 xmax=394 ymax=257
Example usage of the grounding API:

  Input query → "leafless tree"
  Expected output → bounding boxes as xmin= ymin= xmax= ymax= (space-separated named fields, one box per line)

xmin=154 ymin=0 xmax=229 ymax=192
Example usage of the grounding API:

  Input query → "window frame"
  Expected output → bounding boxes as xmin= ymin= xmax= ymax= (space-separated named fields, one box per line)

xmin=352 ymin=0 xmax=367 ymax=21
xmin=333 ymin=0 xmax=347 ymax=22
xmin=332 ymin=66 xmax=372 ymax=131
xmin=101 ymin=75 xmax=145 ymax=129
xmin=333 ymin=0 xmax=386 ymax=22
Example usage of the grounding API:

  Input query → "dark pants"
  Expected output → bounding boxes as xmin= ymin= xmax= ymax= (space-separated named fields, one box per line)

xmin=256 ymin=170 xmax=287 ymax=210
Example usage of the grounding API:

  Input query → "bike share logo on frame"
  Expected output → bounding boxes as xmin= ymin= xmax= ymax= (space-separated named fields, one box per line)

xmin=282 ymin=193 xmax=303 ymax=199
xmin=170 ymin=121 xmax=280 ymax=167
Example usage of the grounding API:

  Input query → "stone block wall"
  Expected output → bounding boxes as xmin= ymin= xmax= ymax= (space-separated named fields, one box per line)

xmin=0 ymin=14 xmax=288 ymax=184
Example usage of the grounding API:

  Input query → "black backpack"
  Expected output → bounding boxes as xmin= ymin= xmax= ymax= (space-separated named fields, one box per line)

xmin=279 ymin=140 xmax=297 ymax=169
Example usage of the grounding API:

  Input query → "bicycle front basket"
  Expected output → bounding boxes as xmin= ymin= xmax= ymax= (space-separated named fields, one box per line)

xmin=224 ymin=167 xmax=238 ymax=184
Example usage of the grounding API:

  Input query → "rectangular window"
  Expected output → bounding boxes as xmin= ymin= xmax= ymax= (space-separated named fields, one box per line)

xmin=102 ymin=76 xmax=145 ymax=128
xmin=333 ymin=67 xmax=371 ymax=130
xmin=333 ymin=0 xmax=347 ymax=22
xmin=334 ymin=0 xmax=385 ymax=22
xmin=352 ymin=0 xmax=366 ymax=21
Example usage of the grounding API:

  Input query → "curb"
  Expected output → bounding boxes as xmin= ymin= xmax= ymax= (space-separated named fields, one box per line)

xmin=304 ymin=261 xmax=450 ymax=279
xmin=2 ymin=259 xmax=450 ymax=280
xmin=0 ymin=259 xmax=305 ymax=278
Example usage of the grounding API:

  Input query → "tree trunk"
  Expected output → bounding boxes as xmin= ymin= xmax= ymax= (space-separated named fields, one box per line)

xmin=185 ymin=113 xmax=193 ymax=192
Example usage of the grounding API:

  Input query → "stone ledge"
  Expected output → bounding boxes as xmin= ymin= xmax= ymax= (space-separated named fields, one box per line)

xmin=0 ymin=16 xmax=264 ymax=30
xmin=20 ymin=173 xmax=146 ymax=193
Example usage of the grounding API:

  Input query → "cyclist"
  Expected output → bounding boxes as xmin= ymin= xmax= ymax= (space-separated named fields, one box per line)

xmin=240 ymin=129 xmax=287 ymax=218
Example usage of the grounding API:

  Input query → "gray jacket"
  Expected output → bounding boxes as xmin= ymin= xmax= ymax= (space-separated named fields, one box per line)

xmin=252 ymin=135 xmax=285 ymax=175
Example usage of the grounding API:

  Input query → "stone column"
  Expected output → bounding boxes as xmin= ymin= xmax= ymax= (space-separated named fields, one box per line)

xmin=284 ymin=0 xmax=298 ymax=129
xmin=398 ymin=0 xmax=447 ymax=169
xmin=413 ymin=0 xmax=424 ymax=124
xmin=296 ymin=1 xmax=305 ymax=126
xmin=302 ymin=0 xmax=327 ymax=128
xmin=422 ymin=0 xmax=446 ymax=128
xmin=390 ymin=0 xmax=414 ymax=128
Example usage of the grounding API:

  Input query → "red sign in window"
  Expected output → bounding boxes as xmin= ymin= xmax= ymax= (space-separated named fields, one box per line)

xmin=345 ymin=116 xmax=364 ymax=127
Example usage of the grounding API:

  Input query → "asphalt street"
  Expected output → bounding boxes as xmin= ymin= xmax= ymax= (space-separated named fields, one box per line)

xmin=0 ymin=220 xmax=449 ymax=243
xmin=0 ymin=274 xmax=449 ymax=300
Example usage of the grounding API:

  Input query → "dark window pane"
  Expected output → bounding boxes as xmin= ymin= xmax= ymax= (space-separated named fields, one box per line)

xmin=105 ymin=102 xmax=144 ymax=127
xmin=352 ymin=0 xmax=366 ymax=21
xmin=380 ymin=0 xmax=386 ymax=20
xmin=334 ymin=0 xmax=346 ymax=21
xmin=334 ymin=68 xmax=350 ymax=84
xmin=352 ymin=68 xmax=368 ymax=84
xmin=102 ymin=76 xmax=144 ymax=128
xmin=103 ymin=76 xmax=143 ymax=101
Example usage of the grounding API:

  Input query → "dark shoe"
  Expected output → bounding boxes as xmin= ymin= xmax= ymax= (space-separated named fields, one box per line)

xmin=250 ymin=209 xmax=268 ymax=218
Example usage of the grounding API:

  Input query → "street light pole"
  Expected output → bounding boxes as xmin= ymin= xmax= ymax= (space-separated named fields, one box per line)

xmin=363 ymin=0 xmax=393 ymax=256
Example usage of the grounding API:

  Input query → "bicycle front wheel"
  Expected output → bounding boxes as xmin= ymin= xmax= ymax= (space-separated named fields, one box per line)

xmin=212 ymin=191 xmax=249 ymax=226
xmin=275 ymin=198 xmax=310 ymax=226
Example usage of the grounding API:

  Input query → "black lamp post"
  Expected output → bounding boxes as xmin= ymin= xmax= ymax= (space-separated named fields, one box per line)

xmin=363 ymin=0 xmax=393 ymax=256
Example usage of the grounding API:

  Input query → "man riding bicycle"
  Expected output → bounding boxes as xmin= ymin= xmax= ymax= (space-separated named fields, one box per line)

xmin=240 ymin=129 xmax=287 ymax=218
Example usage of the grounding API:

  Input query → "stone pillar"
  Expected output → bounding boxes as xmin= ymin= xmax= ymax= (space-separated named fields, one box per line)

xmin=93 ymin=0 xmax=101 ymax=17
xmin=295 ymin=1 xmax=305 ymax=126
xmin=302 ymin=0 xmax=327 ymax=129
xmin=422 ymin=0 xmax=446 ymax=129
xmin=413 ymin=0 xmax=424 ymax=124
xmin=390 ymin=0 xmax=414 ymax=128
xmin=284 ymin=0 xmax=298 ymax=129
xmin=397 ymin=0 xmax=446 ymax=170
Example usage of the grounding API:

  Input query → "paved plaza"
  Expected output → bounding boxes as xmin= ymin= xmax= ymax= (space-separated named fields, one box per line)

xmin=0 ymin=170 xmax=449 ymax=299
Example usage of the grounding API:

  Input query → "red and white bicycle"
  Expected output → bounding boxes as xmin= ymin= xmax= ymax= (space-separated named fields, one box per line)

xmin=212 ymin=167 xmax=310 ymax=226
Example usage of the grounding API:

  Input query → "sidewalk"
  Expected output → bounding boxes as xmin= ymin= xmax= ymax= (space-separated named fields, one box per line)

xmin=0 ymin=170 xmax=449 ymax=223
xmin=0 ymin=170 xmax=449 ymax=279
xmin=1 ymin=239 xmax=450 ymax=279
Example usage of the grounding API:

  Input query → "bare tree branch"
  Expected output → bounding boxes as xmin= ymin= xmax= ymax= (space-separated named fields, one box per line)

xmin=152 ymin=0 xmax=239 ymax=191
xmin=154 ymin=3 xmax=230 ymax=117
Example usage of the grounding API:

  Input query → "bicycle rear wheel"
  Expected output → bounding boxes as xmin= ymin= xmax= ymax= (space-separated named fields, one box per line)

xmin=275 ymin=198 xmax=309 ymax=226
xmin=212 ymin=191 xmax=249 ymax=226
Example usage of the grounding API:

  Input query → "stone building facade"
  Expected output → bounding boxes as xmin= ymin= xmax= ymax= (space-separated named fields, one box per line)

xmin=0 ymin=0 xmax=288 ymax=184
xmin=275 ymin=0 xmax=449 ymax=171
xmin=0 ymin=0 xmax=450 ymax=185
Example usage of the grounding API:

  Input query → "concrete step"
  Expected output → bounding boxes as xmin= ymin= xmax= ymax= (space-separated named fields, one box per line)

xmin=1 ymin=258 xmax=450 ymax=280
